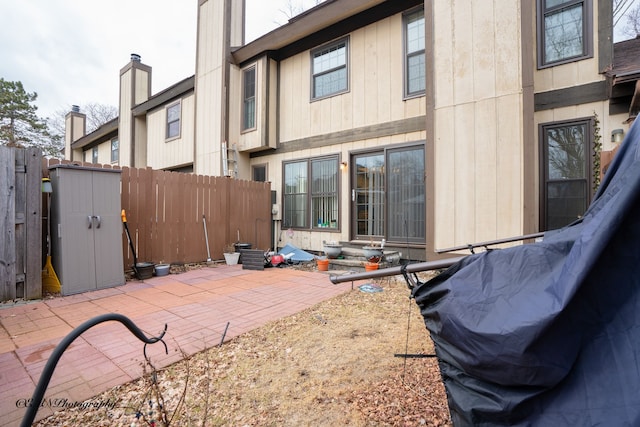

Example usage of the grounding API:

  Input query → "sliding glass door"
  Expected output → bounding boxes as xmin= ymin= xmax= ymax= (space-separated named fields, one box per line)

xmin=352 ymin=144 xmax=425 ymax=243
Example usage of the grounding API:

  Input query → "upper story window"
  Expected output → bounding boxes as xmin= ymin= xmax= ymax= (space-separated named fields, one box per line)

xmin=166 ymin=102 xmax=181 ymax=139
xmin=404 ymin=8 xmax=425 ymax=97
xmin=311 ymin=38 xmax=349 ymax=100
xmin=242 ymin=66 xmax=256 ymax=131
xmin=92 ymin=146 xmax=98 ymax=164
xmin=110 ymin=138 xmax=119 ymax=163
xmin=537 ymin=0 xmax=592 ymax=68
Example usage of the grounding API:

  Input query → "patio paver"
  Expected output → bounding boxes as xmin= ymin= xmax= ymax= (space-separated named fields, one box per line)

xmin=0 ymin=264 xmax=358 ymax=426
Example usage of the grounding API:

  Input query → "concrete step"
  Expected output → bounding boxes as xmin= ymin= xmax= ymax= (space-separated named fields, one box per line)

xmin=326 ymin=247 xmax=400 ymax=261
xmin=326 ymin=258 xmax=391 ymax=272
xmin=323 ymin=246 xmax=401 ymax=272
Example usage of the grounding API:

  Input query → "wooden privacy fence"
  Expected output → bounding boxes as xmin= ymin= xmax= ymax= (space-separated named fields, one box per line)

xmin=119 ymin=166 xmax=272 ymax=267
xmin=42 ymin=159 xmax=272 ymax=272
xmin=1 ymin=147 xmax=41 ymax=301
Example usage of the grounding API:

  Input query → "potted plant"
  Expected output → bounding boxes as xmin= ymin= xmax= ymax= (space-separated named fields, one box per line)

xmin=362 ymin=238 xmax=385 ymax=263
xmin=323 ymin=240 xmax=343 ymax=259
xmin=223 ymin=244 xmax=240 ymax=265
xmin=316 ymin=256 xmax=330 ymax=271
xmin=364 ymin=261 xmax=379 ymax=272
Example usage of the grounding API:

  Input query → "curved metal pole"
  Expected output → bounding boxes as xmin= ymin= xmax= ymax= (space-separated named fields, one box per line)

xmin=329 ymin=256 xmax=466 ymax=284
xmin=21 ymin=313 xmax=167 ymax=427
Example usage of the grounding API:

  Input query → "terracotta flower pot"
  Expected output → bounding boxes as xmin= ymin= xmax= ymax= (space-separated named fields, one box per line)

xmin=364 ymin=262 xmax=379 ymax=272
xmin=317 ymin=258 xmax=329 ymax=271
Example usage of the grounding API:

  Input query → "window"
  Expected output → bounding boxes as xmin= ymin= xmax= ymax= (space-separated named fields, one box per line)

xmin=540 ymin=119 xmax=593 ymax=230
xmin=311 ymin=38 xmax=348 ymax=99
xmin=166 ymin=102 xmax=181 ymax=139
xmin=110 ymin=138 xmax=119 ymax=163
xmin=311 ymin=158 xmax=339 ymax=229
xmin=92 ymin=146 xmax=98 ymax=164
xmin=284 ymin=161 xmax=308 ymax=228
xmin=252 ymin=164 xmax=267 ymax=182
xmin=404 ymin=8 xmax=425 ymax=97
xmin=538 ymin=0 xmax=592 ymax=67
xmin=242 ymin=67 xmax=256 ymax=130
xmin=283 ymin=156 xmax=339 ymax=229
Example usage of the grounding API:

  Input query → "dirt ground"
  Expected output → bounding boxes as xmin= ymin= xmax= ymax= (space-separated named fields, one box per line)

xmin=36 ymin=273 xmax=452 ymax=426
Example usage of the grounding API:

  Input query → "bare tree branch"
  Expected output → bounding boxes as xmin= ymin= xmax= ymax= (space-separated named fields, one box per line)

xmin=622 ymin=2 xmax=640 ymax=38
xmin=274 ymin=0 xmax=326 ymax=27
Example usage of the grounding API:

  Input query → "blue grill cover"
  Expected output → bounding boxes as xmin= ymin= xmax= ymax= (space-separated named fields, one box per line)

xmin=413 ymin=118 xmax=640 ymax=426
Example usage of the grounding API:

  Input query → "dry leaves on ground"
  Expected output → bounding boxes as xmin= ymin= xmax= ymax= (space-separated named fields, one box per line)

xmin=36 ymin=273 xmax=451 ymax=426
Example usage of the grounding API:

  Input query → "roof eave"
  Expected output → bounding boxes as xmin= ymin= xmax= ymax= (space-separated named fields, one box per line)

xmin=132 ymin=75 xmax=195 ymax=117
xmin=232 ymin=0 xmax=387 ymax=64
xmin=71 ymin=119 xmax=118 ymax=150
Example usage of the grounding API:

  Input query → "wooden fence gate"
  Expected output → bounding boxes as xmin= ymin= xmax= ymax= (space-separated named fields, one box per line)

xmin=0 ymin=147 xmax=42 ymax=301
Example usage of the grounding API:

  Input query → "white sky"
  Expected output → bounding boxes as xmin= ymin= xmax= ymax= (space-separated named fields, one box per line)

xmin=0 ymin=0 xmax=320 ymax=120
xmin=0 ymin=0 xmax=635 ymax=121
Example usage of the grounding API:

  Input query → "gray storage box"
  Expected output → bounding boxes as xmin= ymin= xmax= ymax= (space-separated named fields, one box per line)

xmin=49 ymin=165 xmax=125 ymax=295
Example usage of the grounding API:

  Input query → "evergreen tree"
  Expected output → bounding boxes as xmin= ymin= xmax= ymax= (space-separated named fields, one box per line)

xmin=0 ymin=78 xmax=63 ymax=157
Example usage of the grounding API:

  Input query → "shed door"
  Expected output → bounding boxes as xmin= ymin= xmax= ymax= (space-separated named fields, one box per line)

xmin=54 ymin=168 xmax=96 ymax=294
xmin=91 ymin=171 xmax=125 ymax=289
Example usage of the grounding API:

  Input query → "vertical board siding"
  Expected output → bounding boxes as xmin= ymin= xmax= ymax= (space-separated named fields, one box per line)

xmin=432 ymin=0 xmax=525 ymax=250
xmin=279 ymin=15 xmax=424 ymax=144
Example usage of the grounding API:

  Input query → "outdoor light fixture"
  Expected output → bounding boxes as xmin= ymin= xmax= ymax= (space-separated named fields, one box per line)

xmin=41 ymin=178 xmax=52 ymax=193
xmin=340 ymin=161 xmax=347 ymax=170
xmin=611 ymin=128 xmax=625 ymax=144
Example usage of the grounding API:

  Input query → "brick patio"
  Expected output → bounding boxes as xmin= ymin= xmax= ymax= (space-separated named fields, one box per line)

xmin=0 ymin=264 xmax=358 ymax=426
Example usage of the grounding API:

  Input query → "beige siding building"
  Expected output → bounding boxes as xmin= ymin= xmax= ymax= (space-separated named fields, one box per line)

xmin=65 ymin=0 xmax=637 ymax=261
